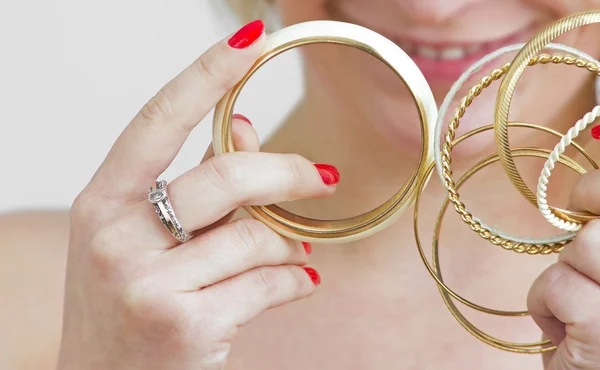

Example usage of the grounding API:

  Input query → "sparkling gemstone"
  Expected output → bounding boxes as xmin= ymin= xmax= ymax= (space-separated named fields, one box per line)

xmin=149 ymin=189 xmax=166 ymax=203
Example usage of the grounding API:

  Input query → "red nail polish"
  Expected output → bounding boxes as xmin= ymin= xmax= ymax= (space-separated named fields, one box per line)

xmin=232 ymin=113 xmax=252 ymax=125
xmin=314 ymin=164 xmax=340 ymax=186
xmin=592 ymin=124 xmax=600 ymax=140
xmin=304 ymin=267 xmax=321 ymax=285
xmin=302 ymin=242 xmax=312 ymax=255
xmin=228 ymin=20 xmax=265 ymax=49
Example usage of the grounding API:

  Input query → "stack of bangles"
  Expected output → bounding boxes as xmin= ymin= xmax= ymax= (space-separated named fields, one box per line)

xmin=204 ymin=11 xmax=600 ymax=354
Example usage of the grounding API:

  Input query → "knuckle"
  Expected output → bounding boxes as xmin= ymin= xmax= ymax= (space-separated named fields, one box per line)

xmin=230 ymin=218 xmax=269 ymax=254
xmin=562 ymin=337 xmax=600 ymax=369
xmin=190 ymin=54 xmax=229 ymax=95
xmin=572 ymin=171 xmax=595 ymax=198
xmin=70 ymin=192 xmax=96 ymax=223
xmin=539 ymin=263 xmax=569 ymax=305
xmin=572 ymin=220 xmax=600 ymax=258
xmin=140 ymin=87 xmax=177 ymax=123
xmin=194 ymin=293 xmax=239 ymax=339
xmin=290 ymin=267 xmax=313 ymax=296
xmin=123 ymin=282 xmax=185 ymax=330
xmin=203 ymin=155 xmax=239 ymax=191
xmin=88 ymin=223 xmax=128 ymax=276
xmin=252 ymin=267 xmax=311 ymax=303
xmin=283 ymin=154 xmax=307 ymax=185
xmin=87 ymin=222 xmax=135 ymax=280
xmin=255 ymin=267 xmax=279 ymax=298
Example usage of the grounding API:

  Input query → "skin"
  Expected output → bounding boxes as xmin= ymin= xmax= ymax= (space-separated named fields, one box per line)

xmin=3 ymin=0 xmax=600 ymax=369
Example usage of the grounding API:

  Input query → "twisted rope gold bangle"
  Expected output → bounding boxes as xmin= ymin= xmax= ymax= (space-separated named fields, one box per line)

xmin=440 ymin=53 xmax=600 ymax=254
xmin=494 ymin=11 xmax=600 ymax=224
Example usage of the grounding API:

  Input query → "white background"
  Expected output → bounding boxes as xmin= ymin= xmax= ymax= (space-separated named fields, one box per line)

xmin=0 ymin=0 xmax=303 ymax=213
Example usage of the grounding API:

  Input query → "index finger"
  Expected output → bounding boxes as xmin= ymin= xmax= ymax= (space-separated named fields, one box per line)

xmin=90 ymin=20 xmax=266 ymax=200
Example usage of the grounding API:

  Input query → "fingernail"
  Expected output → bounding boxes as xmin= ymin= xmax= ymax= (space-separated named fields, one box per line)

xmin=302 ymin=242 xmax=312 ymax=255
xmin=228 ymin=20 xmax=265 ymax=49
xmin=314 ymin=164 xmax=340 ymax=186
xmin=304 ymin=267 xmax=321 ymax=285
xmin=232 ymin=113 xmax=252 ymax=125
xmin=592 ymin=124 xmax=600 ymax=139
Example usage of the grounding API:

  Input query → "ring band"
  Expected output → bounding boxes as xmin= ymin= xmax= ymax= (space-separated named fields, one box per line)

xmin=212 ymin=20 xmax=438 ymax=243
xmin=149 ymin=180 xmax=193 ymax=243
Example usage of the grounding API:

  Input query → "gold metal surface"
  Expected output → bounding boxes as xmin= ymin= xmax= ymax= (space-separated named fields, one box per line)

xmin=213 ymin=21 xmax=437 ymax=243
xmin=440 ymin=54 xmax=599 ymax=253
xmin=419 ymin=122 xmax=588 ymax=315
xmin=494 ymin=11 xmax=600 ymax=225
xmin=210 ymin=18 xmax=600 ymax=353
xmin=415 ymin=123 xmax=591 ymax=352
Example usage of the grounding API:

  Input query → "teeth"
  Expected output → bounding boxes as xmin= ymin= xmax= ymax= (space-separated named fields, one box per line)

xmin=417 ymin=46 xmax=438 ymax=59
xmin=440 ymin=47 xmax=466 ymax=60
xmin=408 ymin=43 xmax=484 ymax=60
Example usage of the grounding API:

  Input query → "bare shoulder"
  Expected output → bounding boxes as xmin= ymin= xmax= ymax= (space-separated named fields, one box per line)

xmin=0 ymin=210 xmax=70 ymax=370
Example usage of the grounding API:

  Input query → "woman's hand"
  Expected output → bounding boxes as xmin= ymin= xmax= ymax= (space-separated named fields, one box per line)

xmin=56 ymin=21 xmax=337 ymax=370
xmin=528 ymin=171 xmax=600 ymax=369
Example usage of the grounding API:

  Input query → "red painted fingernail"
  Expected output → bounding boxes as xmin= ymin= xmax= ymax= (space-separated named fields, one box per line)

xmin=592 ymin=124 xmax=600 ymax=139
xmin=228 ymin=20 xmax=265 ymax=49
xmin=314 ymin=164 xmax=340 ymax=186
xmin=232 ymin=113 xmax=252 ymax=125
xmin=304 ymin=267 xmax=321 ymax=285
xmin=302 ymin=242 xmax=312 ymax=255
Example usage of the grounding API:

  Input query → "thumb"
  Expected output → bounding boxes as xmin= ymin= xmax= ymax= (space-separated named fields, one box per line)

xmin=528 ymin=262 xmax=600 ymax=369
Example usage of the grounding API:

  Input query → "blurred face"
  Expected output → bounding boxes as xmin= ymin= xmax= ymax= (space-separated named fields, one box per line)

xmin=277 ymin=0 xmax=600 ymax=153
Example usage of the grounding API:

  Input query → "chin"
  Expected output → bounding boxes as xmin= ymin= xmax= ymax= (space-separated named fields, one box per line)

xmin=369 ymin=77 xmax=500 ymax=162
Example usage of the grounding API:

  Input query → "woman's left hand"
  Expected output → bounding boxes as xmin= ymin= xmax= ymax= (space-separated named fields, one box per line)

xmin=528 ymin=171 xmax=600 ymax=369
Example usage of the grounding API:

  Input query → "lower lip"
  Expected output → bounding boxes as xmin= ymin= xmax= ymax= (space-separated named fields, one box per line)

xmin=400 ymin=29 xmax=533 ymax=85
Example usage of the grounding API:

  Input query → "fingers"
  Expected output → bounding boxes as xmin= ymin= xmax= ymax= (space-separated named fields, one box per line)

xmin=200 ymin=114 xmax=258 ymax=163
xmin=91 ymin=21 xmax=266 ymax=199
xmin=156 ymin=218 xmax=308 ymax=291
xmin=560 ymin=220 xmax=600 ymax=284
xmin=196 ymin=114 xmax=260 ymax=233
xmin=175 ymin=152 xmax=336 ymax=230
xmin=195 ymin=265 xmax=318 ymax=328
xmin=122 ymin=151 xmax=338 ymax=249
xmin=568 ymin=170 xmax=600 ymax=214
xmin=528 ymin=262 xmax=600 ymax=366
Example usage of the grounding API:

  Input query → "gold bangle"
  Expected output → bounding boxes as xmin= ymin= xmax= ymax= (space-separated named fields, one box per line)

xmin=415 ymin=123 xmax=591 ymax=353
xmin=440 ymin=54 xmax=599 ymax=254
xmin=494 ymin=11 xmax=600 ymax=223
xmin=212 ymin=21 xmax=438 ymax=243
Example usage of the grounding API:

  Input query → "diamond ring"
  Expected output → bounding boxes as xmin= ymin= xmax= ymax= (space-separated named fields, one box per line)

xmin=148 ymin=180 xmax=193 ymax=243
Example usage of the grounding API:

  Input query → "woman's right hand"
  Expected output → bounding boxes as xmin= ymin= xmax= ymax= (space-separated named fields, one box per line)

xmin=56 ymin=20 xmax=339 ymax=370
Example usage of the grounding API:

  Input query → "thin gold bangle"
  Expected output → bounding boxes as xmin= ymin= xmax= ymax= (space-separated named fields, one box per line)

xmin=494 ymin=11 xmax=600 ymax=223
xmin=440 ymin=54 xmax=599 ymax=254
xmin=415 ymin=142 xmax=589 ymax=353
xmin=212 ymin=21 xmax=438 ymax=243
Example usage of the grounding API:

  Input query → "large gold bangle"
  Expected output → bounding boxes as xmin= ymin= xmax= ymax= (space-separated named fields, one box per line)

xmin=440 ymin=54 xmax=599 ymax=254
xmin=494 ymin=11 xmax=600 ymax=223
xmin=212 ymin=21 xmax=438 ymax=243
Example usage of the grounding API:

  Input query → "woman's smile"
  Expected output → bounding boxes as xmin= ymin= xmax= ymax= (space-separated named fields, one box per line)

xmin=326 ymin=0 xmax=549 ymax=84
